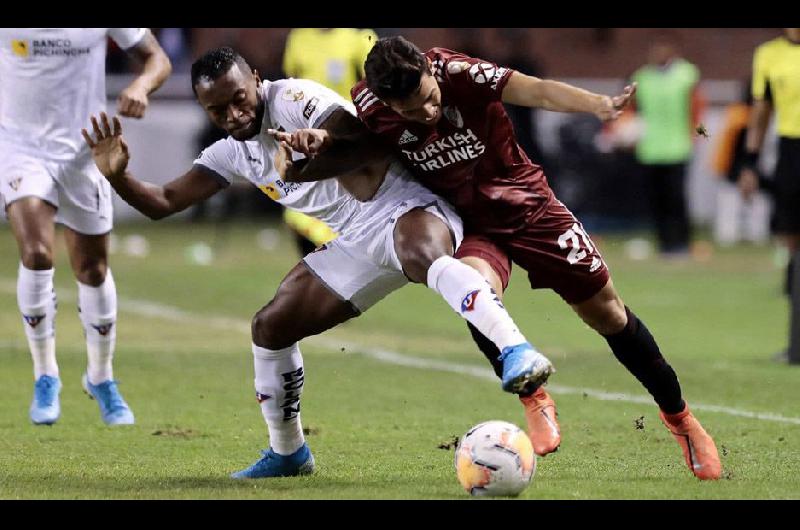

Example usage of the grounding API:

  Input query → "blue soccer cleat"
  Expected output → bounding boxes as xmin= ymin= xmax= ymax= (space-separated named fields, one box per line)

xmin=81 ymin=374 xmax=135 ymax=425
xmin=231 ymin=443 xmax=315 ymax=479
xmin=30 ymin=375 xmax=62 ymax=425
xmin=498 ymin=342 xmax=555 ymax=394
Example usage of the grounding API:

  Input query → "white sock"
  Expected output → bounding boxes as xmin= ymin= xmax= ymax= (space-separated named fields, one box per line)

xmin=427 ymin=256 xmax=527 ymax=351
xmin=17 ymin=263 xmax=58 ymax=379
xmin=252 ymin=343 xmax=306 ymax=455
xmin=78 ymin=269 xmax=117 ymax=385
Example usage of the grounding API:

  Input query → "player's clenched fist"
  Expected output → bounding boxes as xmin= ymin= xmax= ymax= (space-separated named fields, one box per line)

xmin=81 ymin=112 xmax=130 ymax=179
xmin=117 ymin=82 xmax=150 ymax=119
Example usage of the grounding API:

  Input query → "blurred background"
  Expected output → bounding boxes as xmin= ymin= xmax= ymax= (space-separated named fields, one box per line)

xmin=92 ymin=28 xmax=783 ymax=255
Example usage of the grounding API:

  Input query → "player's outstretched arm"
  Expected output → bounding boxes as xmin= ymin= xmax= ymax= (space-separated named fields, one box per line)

xmin=274 ymin=109 xmax=392 ymax=183
xmin=82 ymin=112 xmax=223 ymax=220
xmin=118 ymin=29 xmax=173 ymax=119
xmin=502 ymin=72 xmax=636 ymax=122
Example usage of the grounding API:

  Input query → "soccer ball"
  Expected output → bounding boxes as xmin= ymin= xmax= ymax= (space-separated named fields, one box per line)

xmin=454 ymin=420 xmax=536 ymax=497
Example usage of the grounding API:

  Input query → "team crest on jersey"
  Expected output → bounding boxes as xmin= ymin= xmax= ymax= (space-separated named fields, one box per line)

xmin=91 ymin=323 xmax=114 ymax=336
xmin=23 ymin=314 xmax=44 ymax=328
xmin=8 ymin=177 xmax=22 ymax=191
xmin=282 ymin=88 xmax=305 ymax=102
xmin=460 ymin=289 xmax=481 ymax=313
xmin=443 ymin=106 xmax=464 ymax=128
xmin=447 ymin=61 xmax=469 ymax=75
xmin=11 ymin=39 xmax=29 ymax=58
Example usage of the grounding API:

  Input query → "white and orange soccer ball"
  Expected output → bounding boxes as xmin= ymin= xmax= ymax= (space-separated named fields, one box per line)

xmin=454 ymin=420 xmax=536 ymax=497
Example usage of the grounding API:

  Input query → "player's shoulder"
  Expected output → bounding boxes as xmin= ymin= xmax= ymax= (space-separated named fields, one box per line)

xmin=754 ymin=36 xmax=789 ymax=61
xmin=268 ymin=78 xmax=334 ymax=110
xmin=351 ymin=80 xmax=388 ymax=118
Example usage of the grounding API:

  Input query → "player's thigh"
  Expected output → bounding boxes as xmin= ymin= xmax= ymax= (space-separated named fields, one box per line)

xmin=508 ymin=199 xmax=609 ymax=305
xmin=455 ymin=234 xmax=511 ymax=296
xmin=252 ymin=260 xmax=361 ymax=349
xmin=393 ymin=207 xmax=457 ymax=284
xmin=570 ymin=278 xmax=627 ymax=335
xmin=1 ymin=152 xmax=59 ymax=268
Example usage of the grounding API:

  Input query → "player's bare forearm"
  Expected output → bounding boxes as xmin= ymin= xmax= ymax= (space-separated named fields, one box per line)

xmin=128 ymin=31 xmax=172 ymax=95
xmin=284 ymin=136 xmax=389 ymax=183
xmin=745 ymin=100 xmax=773 ymax=153
xmin=106 ymin=172 xmax=178 ymax=220
xmin=503 ymin=73 xmax=634 ymax=121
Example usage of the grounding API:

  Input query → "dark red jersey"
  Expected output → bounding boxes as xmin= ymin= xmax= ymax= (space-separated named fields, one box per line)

xmin=353 ymin=47 xmax=553 ymax=235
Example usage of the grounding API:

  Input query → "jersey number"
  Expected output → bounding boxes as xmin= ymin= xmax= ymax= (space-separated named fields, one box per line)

xmin=558 ymin=223 xmax=594 ymax=265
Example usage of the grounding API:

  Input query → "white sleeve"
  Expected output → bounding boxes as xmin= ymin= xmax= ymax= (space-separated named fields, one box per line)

xmin=107 ymin=28 xmax=147 ymax=50
xmin=192 ymin=138 xmax=239 ymax=187
xmin=271 ymin=79 xmax=356 ymax=131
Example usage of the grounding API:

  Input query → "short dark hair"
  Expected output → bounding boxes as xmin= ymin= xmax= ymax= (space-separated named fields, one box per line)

xmin=364 ymin=36 xmax=429 ymax=101
xmin=191 ymin=47 xmax=251 ymax=96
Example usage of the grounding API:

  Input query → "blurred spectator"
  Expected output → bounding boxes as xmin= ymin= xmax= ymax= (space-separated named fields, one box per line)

xmin=711 ymin=80 xmax=770 ymax=246
xmin=631 ymin=32 xmax=705 ymax=257
xmin=283 ymin=28 xmax=377 ymax=98
xmin=154 ymin=28 xmax=192 ymax=73
xmin=739 ymin=28 xmax=800 ymax=364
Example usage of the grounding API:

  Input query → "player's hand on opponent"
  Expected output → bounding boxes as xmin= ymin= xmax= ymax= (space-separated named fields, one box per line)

xmin=81 ymin=112 xmax=130 ymax=180
xmin=273 ymin=138 xmax=294 ymax=180
xmin=117 ymin=82 xmax=149 ymax=119
xmin=595 ymin=82 xmax=637 ymax=121
xmin=268 ymin=128 xmax=330 ymax=157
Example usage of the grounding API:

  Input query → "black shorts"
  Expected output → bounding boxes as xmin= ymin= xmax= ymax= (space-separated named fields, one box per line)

xmin=772 ymin=137 xmax=800 ymax=235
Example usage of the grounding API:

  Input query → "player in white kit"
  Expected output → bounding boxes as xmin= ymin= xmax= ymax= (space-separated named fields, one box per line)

xmin=0 ymin=29 xmax=172 ymax=425
xmin=82 ymin=47 xmax=552 ymax=478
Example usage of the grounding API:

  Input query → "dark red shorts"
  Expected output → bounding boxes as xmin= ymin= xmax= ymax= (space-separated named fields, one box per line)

xmin=454 ymin=199 xmax=610 ymax=304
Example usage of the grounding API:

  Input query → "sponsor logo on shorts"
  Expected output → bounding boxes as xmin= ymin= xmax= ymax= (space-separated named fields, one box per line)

xmin=91 ymin=323 xmax=114 ymax=336
xmin=460 ymin=289 xmax=481 ymax=313
xmin=8 ymin=177 xmax=22 ymax=191
xmin=590 ymin=256 xmax=603 ymax=273
xmin=23 ymin=314 xmax=44 ymax=328
xmin=303 ymin=97 xmax=319 ymax=119
xmin=256 ymin=392 xmax=271 ymax=403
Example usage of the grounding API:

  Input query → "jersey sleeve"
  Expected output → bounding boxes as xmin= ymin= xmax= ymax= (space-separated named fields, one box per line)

xmin=350 ymin=79 xmax=397 ymax=136
xmin=107 ymin=28 xmax=147 ymax=50
xmin=271 ymin=79 xmax=354 ymax=130
xmin=192 ymin=138 xmax=238 ymax=187
xmin=433 ymin=49 xmax=515 ymax=104
xmin=751 ymin=44 xmax=770 ymax=101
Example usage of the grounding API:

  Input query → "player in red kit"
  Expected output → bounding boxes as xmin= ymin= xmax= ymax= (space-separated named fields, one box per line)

xmin=276 ymin=36 xmax=721 ymax=480
xmin=354 ymin=36 xmax=722 ymax=480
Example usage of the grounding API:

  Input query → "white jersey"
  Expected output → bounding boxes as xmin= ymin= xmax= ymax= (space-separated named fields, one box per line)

xmin=194 ymin=78 xmax=426 ymax=243
xmin=0 ymin=28 xmax=146 ymax=161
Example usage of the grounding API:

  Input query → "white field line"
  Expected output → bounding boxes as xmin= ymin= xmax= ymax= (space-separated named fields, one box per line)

xmin=2 ymin=279 xmax=799 ymax=426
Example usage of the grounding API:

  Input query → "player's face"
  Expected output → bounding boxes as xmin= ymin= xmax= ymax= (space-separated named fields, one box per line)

xmin=387 ymin=73 xmax=442 ymax=126
xmin=195 ymin=63 xmax=264 ymax=141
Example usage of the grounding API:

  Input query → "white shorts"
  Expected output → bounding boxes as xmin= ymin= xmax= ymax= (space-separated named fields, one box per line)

xmin=0 ymin=145 xmax=113 ymax=235
xmin=303 ymin=194 xmax=463 ymax=313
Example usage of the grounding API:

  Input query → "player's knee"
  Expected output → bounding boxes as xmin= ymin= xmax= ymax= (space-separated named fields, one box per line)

xmin=20 ymin=244 xmax=53 ymax=270
xmin=251 ymin=304 xmax=294 ymax=350
xmin=75 ymin=261 xmax=107 ymax=287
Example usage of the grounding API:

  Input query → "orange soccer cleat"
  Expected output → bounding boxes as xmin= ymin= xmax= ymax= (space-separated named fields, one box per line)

xmin=659 ymin=404 xmax=722 ymax=480
xmin=519 ymin=387 xmax=561 ymax=456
